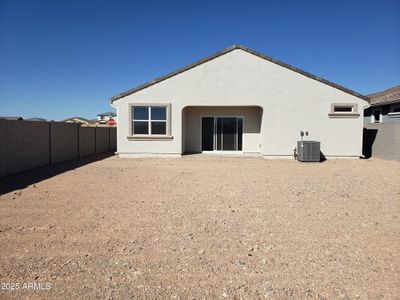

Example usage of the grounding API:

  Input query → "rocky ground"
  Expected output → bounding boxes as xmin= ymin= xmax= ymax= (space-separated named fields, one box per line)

xmin=0 ymin=155 xmax=399 ymax=299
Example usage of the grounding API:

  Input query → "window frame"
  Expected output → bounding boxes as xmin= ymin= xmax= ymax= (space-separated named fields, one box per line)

xmin=328 ymin=103 xmax=360 ymax=118
xmin=388 ymin=104 xmax=400 ymax=119
xmin=128 ymin=103 xmax=172 ymax=140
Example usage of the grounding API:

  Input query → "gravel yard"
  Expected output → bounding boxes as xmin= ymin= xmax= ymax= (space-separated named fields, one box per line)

xmin=0 ymin=155 xmax=399 ymax=299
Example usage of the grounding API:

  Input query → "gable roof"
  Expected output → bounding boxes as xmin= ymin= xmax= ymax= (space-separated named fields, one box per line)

xmin=25 ymin=117 xmax=47 ymax=122
xmin=367 ymin=86 xmax=400 ymax=107
xmin=61 ymin=116 xmax=91 ymax=123
xmin=110 ymin=45 xmax=368 ymax=103
xmin=0 ymin=116 xmax=23 ymax=120
xmin=97 ymin=111 xmax=116 ymax=117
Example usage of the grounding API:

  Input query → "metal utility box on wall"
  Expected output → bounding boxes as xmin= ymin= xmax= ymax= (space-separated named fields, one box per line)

xmin=297 ymin=141 xmax=321 ymax=162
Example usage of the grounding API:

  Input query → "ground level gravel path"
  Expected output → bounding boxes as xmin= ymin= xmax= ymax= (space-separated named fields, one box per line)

xmin=0 ymin=155 xmax=399 ymax=299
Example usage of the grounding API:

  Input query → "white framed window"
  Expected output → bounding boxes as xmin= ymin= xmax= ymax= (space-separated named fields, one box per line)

xmin=333 ymin=105 xmax=353 ymax=113
xmin=371 ymin=108 xmax=382 ymax=123
xmin=329 ymin=103 xmax=359 ymax=118
xmin=128 ymin=104 xmax=172 ymax=140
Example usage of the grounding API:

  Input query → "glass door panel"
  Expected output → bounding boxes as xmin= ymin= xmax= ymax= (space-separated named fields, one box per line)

xmin=216 ymin=117 xmax=223 ymax=151
xmin=237 ymin=117 xmax=243 ymax=151
xmin=222 ymin=117 xmax=237 ymax=150
xmin=201 ymin=117 xmax=214 ymax=151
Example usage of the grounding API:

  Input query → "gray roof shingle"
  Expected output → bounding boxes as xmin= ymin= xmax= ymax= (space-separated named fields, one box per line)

xmin=368 ymin=86 xmax=400 ymax=107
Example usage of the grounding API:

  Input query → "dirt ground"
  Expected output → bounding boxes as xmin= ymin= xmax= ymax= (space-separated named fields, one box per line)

xmin=0 ymin=155 xmax=399 ymax=299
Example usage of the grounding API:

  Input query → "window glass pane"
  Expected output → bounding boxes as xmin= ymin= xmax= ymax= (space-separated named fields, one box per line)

xmin=222 ymin=117 xmax=237 ymax=151
xmin=151 ymin=121 xmax=166 ymax=134
xmin=151 ymin=107 xmax=166 ymax=120
xmin=133 ymin=107 xmax=149 ymax=120
xmin=216 ymin=118 xmax=223 ymax=150
xmin=133 ymin=121 xmax=148 ymax=134
xmin=201 ymin=117 xmax=214 ymax=151
xmin=238 ymin=118 xmax=243 ymax=151
xmin=334 ymin=106 xmax=352 ymax=112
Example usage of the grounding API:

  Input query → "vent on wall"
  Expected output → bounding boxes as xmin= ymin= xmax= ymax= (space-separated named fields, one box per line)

xmin=297 ymin=141 xmax=321 ymax=162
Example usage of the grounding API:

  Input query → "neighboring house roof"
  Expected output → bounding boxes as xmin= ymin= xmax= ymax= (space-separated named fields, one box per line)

xmin=367 ymin=86 xmax=400 ymax=107
xmin=0 ymin=116 xmax=23 ymax=120
xmin=62 ymin=117 xmax=91 ymax=123
xmin=97 ymin=111 xmax=116 ymax=117
xmin=25 ymin=117 xmax=47 ymax=122
xmin=110 ymin=44 xmax=368 ymax=103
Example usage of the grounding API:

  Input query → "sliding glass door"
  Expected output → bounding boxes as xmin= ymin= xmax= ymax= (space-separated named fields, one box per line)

xmin=201 ymin=117 xmax=214 ymax=151
xmin=201 ymin=117 xmax=243 ymax=151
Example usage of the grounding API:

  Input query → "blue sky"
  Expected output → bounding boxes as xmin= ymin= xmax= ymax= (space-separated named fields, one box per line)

xmin=0 ymin=0 xmax=399 ymax=120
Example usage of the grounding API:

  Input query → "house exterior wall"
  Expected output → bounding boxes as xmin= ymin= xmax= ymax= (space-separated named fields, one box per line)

xmin=113 ymin=49 xmax=368 ymax=158
xmin=364 ymin=123 xmax=400 ymax=161
xmin=364 ymin=103 xmax=400 ymax=124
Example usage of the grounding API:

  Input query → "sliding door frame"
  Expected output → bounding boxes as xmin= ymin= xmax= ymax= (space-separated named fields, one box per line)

xmin=200 ymin=116 xmax=244 ymax=152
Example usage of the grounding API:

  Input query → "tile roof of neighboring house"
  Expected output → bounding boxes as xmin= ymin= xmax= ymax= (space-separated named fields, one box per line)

xmin=25 ymin=117 xmax=47 ymax=122
xmin=61 ymin=117 xmax=92 ymax=123
xmin=367 ymin=86 xmax=400 ymax=107
xmin=97 ymin=111 xmax=116 ymax=117
xmin=0 ymin=116 xmax=23 ymax=120
xmin=110 ymin=44 xmax=368 ymax=103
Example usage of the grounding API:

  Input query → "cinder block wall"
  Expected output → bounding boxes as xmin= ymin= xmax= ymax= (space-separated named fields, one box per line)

xmin=51 ymin=123 xmax=79 ymax=164
xmin=0 ymin=120 xmax=117 ymax=177
xmin=96 ymin=127 xmax=110 ymax=153
xmin=79 ymin=127 xmax=96 ymax=157
xmin=110 ymin=127 xmax=117 ymax=151
xmin=364 ymin=123 xmax=400 ymax=161
xmin=0 ymin=120 xmax=50 ymax=176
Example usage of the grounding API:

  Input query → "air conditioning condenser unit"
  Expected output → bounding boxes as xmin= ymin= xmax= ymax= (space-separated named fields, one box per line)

xmin=297 ymin=141 xmax=320 ymax=162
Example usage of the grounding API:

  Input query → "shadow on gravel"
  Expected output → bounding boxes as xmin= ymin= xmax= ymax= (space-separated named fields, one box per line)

xmin=0 ymin=153 xmax=114 ymax=195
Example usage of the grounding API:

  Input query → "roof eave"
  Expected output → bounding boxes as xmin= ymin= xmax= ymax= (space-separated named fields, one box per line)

xmin=369 ymin=99 xmax=400 ymax=107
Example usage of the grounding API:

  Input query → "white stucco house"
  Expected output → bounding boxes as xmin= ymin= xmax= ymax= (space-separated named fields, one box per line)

xmin=110 ymin=45 xmax=369 ymax=159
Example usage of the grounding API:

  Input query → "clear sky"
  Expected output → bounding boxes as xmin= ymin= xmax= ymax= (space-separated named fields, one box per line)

xmin=0 ymin=0 xmax=399 ymax=120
